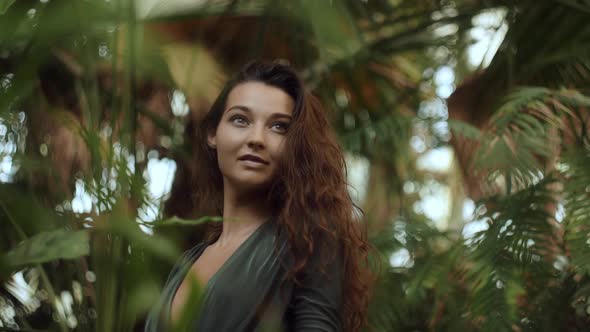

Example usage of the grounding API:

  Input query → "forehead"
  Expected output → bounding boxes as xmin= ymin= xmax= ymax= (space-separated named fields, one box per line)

xmin=225 ymin=82 xmax=294 ymax=116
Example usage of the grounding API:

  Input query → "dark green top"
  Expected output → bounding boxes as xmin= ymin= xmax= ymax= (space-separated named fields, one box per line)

xmin=144 ymin=218 xmax=343 ymax=331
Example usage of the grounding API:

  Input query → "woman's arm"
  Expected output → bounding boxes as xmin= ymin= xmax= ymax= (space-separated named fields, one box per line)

xmin=288 ymin=248 xmax=344 ymax=331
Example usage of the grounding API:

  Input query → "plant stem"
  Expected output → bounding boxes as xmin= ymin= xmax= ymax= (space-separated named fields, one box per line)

xmin=0 ymin=201 xmax=68 ymax=332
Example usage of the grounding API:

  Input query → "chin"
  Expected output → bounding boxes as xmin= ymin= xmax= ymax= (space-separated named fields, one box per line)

xmin=229 ymin=177 xmax=273 ymax=192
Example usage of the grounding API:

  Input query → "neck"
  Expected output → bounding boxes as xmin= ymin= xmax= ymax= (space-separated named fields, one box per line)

xmin=216 ymin=182 xmax=273 ymax=246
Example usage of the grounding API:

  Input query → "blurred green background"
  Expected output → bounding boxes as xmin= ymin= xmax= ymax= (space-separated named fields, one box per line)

xmin=1 ymin=0 xmax=589 ymax=331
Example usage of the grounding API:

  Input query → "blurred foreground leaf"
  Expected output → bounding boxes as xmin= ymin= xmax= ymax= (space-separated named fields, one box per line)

xmin=148 ymin=215 xmax=223 ymax=227
xmin=563 ymin=145 xmax=590 ymax=275
xmin=0 ymin=0 xmax=14 ymax=14
xmin=96 ymin=217 xmax=180 ymax=262
xmin=1 ymin=229 xmax=89 ymax=269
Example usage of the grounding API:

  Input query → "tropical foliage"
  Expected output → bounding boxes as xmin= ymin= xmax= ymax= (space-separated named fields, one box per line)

xmin=0 ymin=0 xmax=589 ymax=331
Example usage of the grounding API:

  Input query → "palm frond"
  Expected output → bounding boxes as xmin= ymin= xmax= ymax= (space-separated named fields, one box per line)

xmin=448 ymin=118 xmax=483 ymax=141
xmin=562 ymin=145 xmax=590 ymax=275
xmin=474 ymin=87 xmax=590 ymax=193
xmin=465 ymin=176 xmax=560 ymax=331
xmin=339 ymin=112 xmax=414 ymax=164
xmin=368 ymin=217 xmax=471 ymax=331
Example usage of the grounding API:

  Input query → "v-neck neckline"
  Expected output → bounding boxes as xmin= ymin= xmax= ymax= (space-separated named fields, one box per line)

xmin=169 ymin=217 xmax=273 ymax=320
xmin=201 ymin=218 xmax=271 ymax=289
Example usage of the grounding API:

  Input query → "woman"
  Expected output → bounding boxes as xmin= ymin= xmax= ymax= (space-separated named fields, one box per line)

xmin=145 ymin=60 xmax=375 ymax=331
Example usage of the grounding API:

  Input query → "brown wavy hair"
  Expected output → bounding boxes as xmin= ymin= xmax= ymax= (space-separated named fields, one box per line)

xmin=190 ymin=60 xmax=376 ymax=332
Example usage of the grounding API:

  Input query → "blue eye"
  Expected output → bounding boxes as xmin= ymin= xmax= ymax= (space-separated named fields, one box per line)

xmin=272 ymin=122 xmax=289 ymax=133
xmin=230 ymin=115 xmax=248 ymax=125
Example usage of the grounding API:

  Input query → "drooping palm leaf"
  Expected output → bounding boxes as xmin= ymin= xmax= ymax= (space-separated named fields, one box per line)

xmin=562 ymin=145 xmax=590 ymax=275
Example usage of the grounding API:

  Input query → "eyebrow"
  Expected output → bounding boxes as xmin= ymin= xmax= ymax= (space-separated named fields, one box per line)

xmin=226 ymin=105 xmax=292 ymax=120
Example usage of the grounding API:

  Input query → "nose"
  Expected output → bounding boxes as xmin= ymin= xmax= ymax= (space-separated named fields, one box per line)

xmin=247 ymin=124 xmax=265 ymax=149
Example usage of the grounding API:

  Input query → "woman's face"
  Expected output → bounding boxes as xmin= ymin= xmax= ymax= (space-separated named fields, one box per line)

xmin=207 ymin=81 xmax=294 ymax=193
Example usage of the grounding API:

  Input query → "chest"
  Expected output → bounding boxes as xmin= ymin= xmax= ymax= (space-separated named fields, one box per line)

xmin=163 ymin=226 xmax=293 ymax=331
xmin=170 ymin=244 xmax=239 ymax=322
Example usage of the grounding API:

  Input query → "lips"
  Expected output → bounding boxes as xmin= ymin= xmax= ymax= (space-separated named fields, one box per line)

xmin=238 ymin=154 xmax=268 ymax=164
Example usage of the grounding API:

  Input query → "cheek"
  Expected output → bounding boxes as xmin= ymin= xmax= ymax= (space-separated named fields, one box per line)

xmin=216 ymin=143 xmax=237 ymax=167
xmin=272 ymin=140 xmax=288 ymax=159
xmin=214 ymin=142 xmax=238 ymax=172
xmin=268 ymin=143 xmax=287 ymax=176
xmin=215 ymin=127 xmax=242 ymax=155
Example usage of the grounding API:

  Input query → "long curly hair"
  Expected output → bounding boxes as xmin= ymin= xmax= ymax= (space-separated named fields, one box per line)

xmin=190 ymin=60 xmax=376 ymax=332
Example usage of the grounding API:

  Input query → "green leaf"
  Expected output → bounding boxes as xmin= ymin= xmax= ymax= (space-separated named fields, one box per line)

xmin=2 ymin=229 xmax=89 ymax=268
xmin=172 ymin=274 xmax=206 ymax=332
xmin=140 ymin=0 xmax=267 ymax=21
xmin=562 ymin=146 xmax=590 ymax=275
xmin=464 ymin=176 xmax=560 ymax=331
xmin=147 ymin=215 xmax=223 ymax=227
xmin=0 ymin=0 xmax=15 ymax=15
xmin=448 ymin=118 xmax=483 ymax=140
xmin=124 ymin=279 xmax=162 ymax=323
xmin=97 ymin=217 xmax=180 ymax=262
xmin=295 ymin=0 xmax=362 ymax=62
xmin=474 ymin=87 xmax=590 ymax=190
